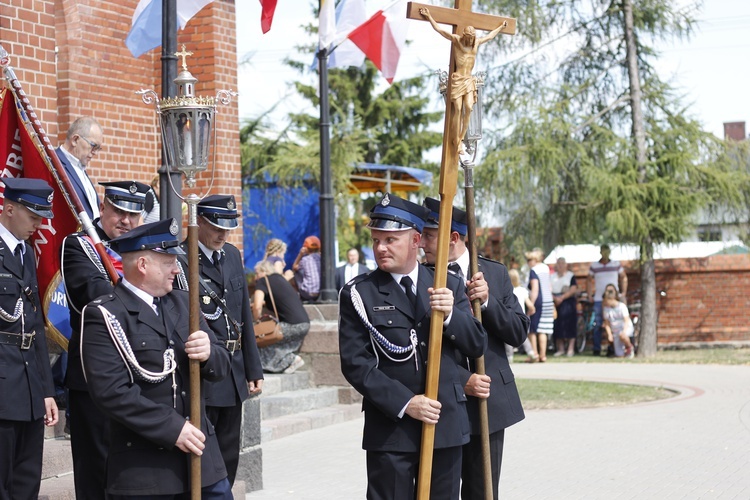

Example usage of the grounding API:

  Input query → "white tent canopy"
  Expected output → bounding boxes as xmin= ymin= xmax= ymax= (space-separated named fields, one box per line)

xmin=544 ymin=241 xmax=748 ymax=265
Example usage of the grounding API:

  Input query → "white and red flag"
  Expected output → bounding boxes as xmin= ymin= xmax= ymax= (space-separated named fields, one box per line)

xmin=346 ymin=0 xmax=408 ymax=83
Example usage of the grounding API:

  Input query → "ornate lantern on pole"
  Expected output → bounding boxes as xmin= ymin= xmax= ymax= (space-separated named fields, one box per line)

xmin=136 ymin=45 xmax=236 ymax=499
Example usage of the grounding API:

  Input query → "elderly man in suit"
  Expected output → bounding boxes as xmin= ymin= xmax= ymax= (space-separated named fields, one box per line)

xmin=338 ymin=193 xmax=487 ymax=500
xmin=0 ymin=178 xmax=59 ymax=500
xmin=81 ymin=219 xmax=232 ymax=499
xmin=175 ymin=194 xmax=263 ymax=486
xmin=55 ymin=117 xmax=103 ymax=220
xmin=421 ymin=197 xmax=528 ymax=500
xmin=335 ymin=247 xmax=369 ymax=291
xmin=61 ymin=180 xmax=149 ymax=500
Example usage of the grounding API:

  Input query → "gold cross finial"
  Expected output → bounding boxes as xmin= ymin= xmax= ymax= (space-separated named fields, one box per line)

xmin=175 ymin=45 xmax=193 ymax=71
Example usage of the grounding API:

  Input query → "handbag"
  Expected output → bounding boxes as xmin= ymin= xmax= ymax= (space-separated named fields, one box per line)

xmin=254 ymin=276 xmax=284 ymax=348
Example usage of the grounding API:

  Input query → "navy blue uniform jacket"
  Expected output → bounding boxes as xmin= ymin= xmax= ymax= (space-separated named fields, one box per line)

xmin=458 ymin=257 xmax=527 ymax=435
xmin=339 ymin=264 xmax=487 ymax=452
xmin=81 ymin=286 xmax=230 ymax=496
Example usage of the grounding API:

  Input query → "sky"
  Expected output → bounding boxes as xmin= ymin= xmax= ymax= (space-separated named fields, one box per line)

xmin=233 ymin=0 xmax=750 ymax=141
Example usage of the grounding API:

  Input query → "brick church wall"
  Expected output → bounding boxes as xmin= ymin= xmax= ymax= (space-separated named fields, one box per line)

xmin=568 ymin=254 xmax=750 ymax=346
xmin=0 ymin=0 xmax=242 ymax=248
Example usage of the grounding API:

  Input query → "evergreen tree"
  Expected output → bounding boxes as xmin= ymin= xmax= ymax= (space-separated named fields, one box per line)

xmin=475 ymin=0 xmax=750 ymax=356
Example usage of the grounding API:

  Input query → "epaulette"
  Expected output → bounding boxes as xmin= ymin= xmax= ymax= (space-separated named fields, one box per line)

xmin=478 ymin=255 xmax=504 ymax=267
xmin=91 ymin=294 xmax=116 ymax=305
xmin=345 ymin=272 xmax=370 ymax=288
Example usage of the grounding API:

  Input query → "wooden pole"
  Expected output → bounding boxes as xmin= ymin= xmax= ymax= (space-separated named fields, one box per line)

xmin=462 ymin=160 xmax=493 ymax=500
xmin=405 ymin=3 xmax=515 ymax=498
xmin=186 ymin=197 xmax=201 ymax=499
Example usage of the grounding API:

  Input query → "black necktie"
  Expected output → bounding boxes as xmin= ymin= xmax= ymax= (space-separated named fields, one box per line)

xmin=400 ymin=276 xmax=417 ymax=312
xmin=212 ymin=251 xmax=222 ymax=275
xmin=152 ymin=296 xmax=161 ymax=316
xmin=14 ymin=244 xmax=24 ymax=276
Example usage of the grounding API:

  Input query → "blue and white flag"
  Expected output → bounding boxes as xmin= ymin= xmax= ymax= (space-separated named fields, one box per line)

xmin=311 ymin=0 xmax=366 ymax=70
xmin=126 ymin=0 xmax=214 ymax=58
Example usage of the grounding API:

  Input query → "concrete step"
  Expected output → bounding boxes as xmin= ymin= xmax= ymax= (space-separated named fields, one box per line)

xmin=261 ymin=386 xmax=340 ymax=420
xmin=261 ymin=402 xmax=362 ymax=442
xmin=262 ymin=371 xmax=311 ymax=396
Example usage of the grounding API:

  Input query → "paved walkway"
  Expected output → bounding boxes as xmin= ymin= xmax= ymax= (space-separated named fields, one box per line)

xmin=247 ymin=362 xmax=750 ymax=499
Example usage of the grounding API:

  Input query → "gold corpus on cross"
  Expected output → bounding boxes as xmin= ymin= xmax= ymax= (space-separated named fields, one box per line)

xmin=175 ymin=44 xmax=194 ymax=71
xmin=406 ymin=2 xmax=515 ymax=500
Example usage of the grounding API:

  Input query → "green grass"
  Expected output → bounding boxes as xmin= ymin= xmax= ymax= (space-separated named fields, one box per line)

xmin=515 ymin=346 xmax=750 ymax=365
xmin=511 ymin=347 xmax=750 ymax=409
xmin=516 ymin=379 xmax=676 ymax=410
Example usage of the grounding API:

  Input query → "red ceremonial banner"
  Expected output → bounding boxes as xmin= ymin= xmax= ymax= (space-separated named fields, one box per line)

xmin=0 ymin=88 xmax=79 ymax=349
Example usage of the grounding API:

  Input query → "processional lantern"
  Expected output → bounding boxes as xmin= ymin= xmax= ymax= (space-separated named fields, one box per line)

xmin=135 ymin=45 xmax=236 ymax=500
xmin=137 ymin=45 xmax=236 ymax=187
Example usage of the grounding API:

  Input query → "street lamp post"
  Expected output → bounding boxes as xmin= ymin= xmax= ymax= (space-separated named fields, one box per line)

xmin=137 ymin=47 xmax=236 ymax=499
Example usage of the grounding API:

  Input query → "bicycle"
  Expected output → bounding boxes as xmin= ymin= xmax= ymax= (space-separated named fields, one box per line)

xmin=575 ymin=295 xmax=596 ymax=353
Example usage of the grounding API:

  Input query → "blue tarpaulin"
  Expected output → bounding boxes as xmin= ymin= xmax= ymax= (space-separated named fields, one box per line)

xmin=242 ymin=163 xmax=431 ymax=274
xmin=242 ymin=175 xmax=320 ymax=274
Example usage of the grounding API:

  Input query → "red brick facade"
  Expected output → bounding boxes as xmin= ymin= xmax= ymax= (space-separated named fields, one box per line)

xmin=0 ymin=0 xmax=242 ymax=247
xmin=568 ymin=254 xmax=750 ymax=345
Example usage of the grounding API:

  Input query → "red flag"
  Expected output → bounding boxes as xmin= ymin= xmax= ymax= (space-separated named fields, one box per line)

xmin=346 ymin=0 xmax=408 ymax=83
xmin=0 ymin=88 xmax=79 ymax=348
xmin=260 ymin=0 xmax=278 ymax=33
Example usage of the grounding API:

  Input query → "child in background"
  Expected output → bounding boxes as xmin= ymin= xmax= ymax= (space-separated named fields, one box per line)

xmin=508 ymin=269 xmax=536 ymax=362
xmin=601 ymin=284 xmax=635 ymax=358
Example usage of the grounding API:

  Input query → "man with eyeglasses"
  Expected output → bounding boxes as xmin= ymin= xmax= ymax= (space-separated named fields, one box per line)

xmin=56 ymin=116 xmax=103 ymax=220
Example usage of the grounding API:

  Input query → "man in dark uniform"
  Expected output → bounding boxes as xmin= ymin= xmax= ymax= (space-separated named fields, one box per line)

xmin=175 ymin=194 xmax=263 ymax=486
xmin=338 ymin=193 xmax=487 ymax=500
xmin=0 ymin=178 xmax=59 ymax=500
xmin=61 ymin=180 xmax=149 ymax=500
xmin=421 ymin=198 xmax=528 ymax=500
xmin=81 ymin=219 xmax=232 ymax=499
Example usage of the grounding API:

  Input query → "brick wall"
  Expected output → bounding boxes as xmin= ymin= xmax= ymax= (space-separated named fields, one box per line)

xmin=568 ymin=254 xmax=750 ymax=345
xmin=1 ymin=0 xmax=243 ymax=248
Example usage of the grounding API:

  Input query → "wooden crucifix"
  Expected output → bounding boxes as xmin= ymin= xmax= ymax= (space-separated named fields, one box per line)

xmin=406 ymin=3 xmax=515 ymax=500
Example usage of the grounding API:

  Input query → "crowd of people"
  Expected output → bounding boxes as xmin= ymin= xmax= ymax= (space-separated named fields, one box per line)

xmin=515 ymin=243 xmax=635 ymax=361
xmin=1 ymin=116 xmax=633 ymax=500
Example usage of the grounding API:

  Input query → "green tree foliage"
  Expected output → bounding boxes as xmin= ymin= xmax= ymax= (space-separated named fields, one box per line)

xmin=472 ymin=0 xmax=750 ymax=355
xmin=242 ymin=13 xmax=443 ymax=258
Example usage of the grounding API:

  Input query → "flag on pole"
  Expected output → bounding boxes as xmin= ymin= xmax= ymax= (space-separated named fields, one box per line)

xmin=126 ymin=0 xmax=214 ymax=58
xmin=319 ymin=0 xmax=336 ymax=49
xmin=329 ymin=0 xmax=366 ymax=68
xmin=346 ymin=0 xmax=408 ymax=83
xmin=310 ymin=0 xmax=367 ymax=70
xmin=260 ymin=0 xmax=279 ymax=33
xmin=0 ymin=88 xmax=79 ymax=348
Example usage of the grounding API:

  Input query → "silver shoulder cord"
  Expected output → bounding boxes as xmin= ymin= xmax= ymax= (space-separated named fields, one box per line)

xmin=350 ymin=284 xmax=419 ymax=371
xmin=175 ymin=259 xmax=222 ymax=321
xmin=0 ymin=297 xmax=23 ymax=324
xmin=81 ymin=304 xmax=178 ymax=407
xmin=60 ymin=235 xmax=107 ymax=315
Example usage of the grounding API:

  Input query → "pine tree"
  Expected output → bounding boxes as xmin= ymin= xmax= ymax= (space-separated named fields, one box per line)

xmin=475 ymin=0 xmax=750 ymax=356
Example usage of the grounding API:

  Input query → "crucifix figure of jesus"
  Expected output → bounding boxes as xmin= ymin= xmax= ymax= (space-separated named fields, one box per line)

xmin=420 ymin=7 xmax=507 ymax=149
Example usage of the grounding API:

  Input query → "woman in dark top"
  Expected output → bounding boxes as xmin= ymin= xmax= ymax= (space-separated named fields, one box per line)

xmin=252 ymin=260 xmax=310 ymax=373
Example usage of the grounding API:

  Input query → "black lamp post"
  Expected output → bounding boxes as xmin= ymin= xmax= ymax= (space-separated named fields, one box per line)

xmin=160 ymin=0 xmax=182 ymax=222
xmin=318 ymin=46 xmax=337 ymax=302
